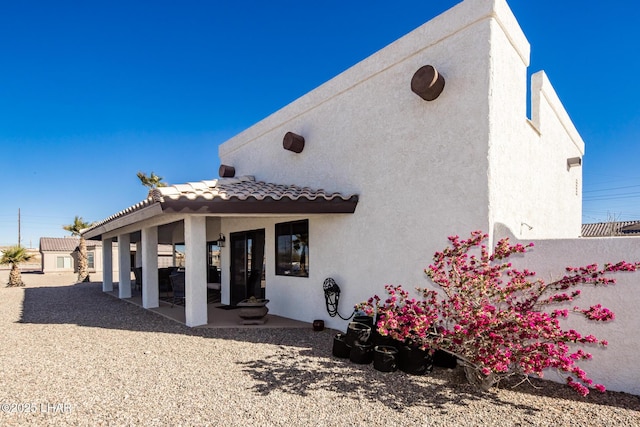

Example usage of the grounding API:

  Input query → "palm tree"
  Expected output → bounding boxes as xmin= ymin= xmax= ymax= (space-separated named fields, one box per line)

xmin=1 ymin=245 xmax=33 ymax=287
xmin=63 ymin=216 xmax=93 ymax=282
xmin=137 ymin=171 xmax=167 ymax=196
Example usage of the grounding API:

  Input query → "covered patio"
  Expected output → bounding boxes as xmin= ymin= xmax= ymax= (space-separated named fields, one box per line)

xmin=82 ymin=175 xmax=358 ymax=327
xmin=106 ymin=288 xmax=311 ymax=328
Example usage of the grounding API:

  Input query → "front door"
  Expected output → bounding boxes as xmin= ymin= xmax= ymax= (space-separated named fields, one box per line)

xmin=230 ymin=229 xmax=265 ymax=305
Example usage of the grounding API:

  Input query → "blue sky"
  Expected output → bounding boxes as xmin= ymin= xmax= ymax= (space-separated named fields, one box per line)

xmin=1 ymin=1 xmax=639 ymax=246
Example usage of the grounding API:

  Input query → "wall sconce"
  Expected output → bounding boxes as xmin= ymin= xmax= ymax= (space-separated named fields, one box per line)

xmin=217 ymin=233 xmax=226 ymax=247
xmin=567 ymin=157 xmax=582 ymax=170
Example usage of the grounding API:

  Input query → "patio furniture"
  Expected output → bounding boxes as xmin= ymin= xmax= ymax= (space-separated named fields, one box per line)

xmin=159 ymin=267 xmax=178 ymax=297
xmin=169 ymin=272 xmax=186 ymax=307
xmin=133 ymin=267 xmax=143 ymax=292
xmin=207 ymin=282 xmax=221 ymax=303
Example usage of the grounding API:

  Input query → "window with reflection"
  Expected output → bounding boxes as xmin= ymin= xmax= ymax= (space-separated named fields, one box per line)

xmin=207 ymin=241 xmax=221 ymax=283
xmin=275 ymin=220 xmax=309 ymax=277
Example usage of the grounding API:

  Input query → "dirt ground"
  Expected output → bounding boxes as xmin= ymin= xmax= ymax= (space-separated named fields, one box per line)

xmin=0 ymin=269 xmax=103 ymax=287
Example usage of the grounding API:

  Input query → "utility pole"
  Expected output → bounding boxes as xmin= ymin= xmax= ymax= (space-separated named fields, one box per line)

xmin=18 ymin=208 xmax=21 ymax=247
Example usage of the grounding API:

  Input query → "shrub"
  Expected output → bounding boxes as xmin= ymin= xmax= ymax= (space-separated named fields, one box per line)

xmin=357 ymin=231 xmax=640 ymax=395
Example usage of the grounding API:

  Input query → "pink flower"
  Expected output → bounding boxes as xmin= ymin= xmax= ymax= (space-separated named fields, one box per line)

xmin=361 ymin=230 xmax=640 ymax=396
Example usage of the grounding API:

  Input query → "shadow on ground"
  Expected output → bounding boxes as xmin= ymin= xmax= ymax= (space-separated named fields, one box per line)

xmin=16 ymin=281 xmax=640 ymax=414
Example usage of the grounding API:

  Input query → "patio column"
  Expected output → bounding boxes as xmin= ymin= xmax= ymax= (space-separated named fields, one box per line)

xmin=141 ymin=226 xmax=159 ymax=308
xmin=118 ymin=233 xmax=132 ymax=299
xmin=102 ymin=237 xmax=113 ymax=292
xmin=184 ymin=216 xmax=208 ymax=327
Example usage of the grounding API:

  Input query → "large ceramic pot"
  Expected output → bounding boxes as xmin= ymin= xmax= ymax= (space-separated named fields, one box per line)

xmin=373 ymin=345 xmax=398 ymax=372
xmin=237 ymin=297 xmax=270 ymax=325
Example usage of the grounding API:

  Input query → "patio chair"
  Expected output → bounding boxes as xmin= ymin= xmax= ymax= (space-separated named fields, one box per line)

xmin=169 ymin=272 xmax=186 ymax=308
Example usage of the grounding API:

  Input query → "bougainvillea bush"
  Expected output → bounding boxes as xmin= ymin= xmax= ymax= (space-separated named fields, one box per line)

xmin=357 ymin=231 xmax=640 ymax=396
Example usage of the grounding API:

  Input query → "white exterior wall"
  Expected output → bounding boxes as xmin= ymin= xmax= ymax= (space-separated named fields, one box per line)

xmin=494 ymin=224 xmax=640 ymax=395
xmin=217 ymin=0 xmax=589 ymax=330
xmin=219 ymin=0 xmax=500 ymax=330
xmin=486 ymin=2 xmax=584 ymax=240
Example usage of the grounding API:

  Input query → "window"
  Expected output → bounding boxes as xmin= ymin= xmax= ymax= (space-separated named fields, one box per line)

xmin=87 ymin=252 xmax=95 ymax=269
xmin=56 ymin=256 xmax=71 ymax=269
xmin=275 ymin=220 xmax=309 ymax=277
xmin=207 ymin=241 xmax=221 ymax=283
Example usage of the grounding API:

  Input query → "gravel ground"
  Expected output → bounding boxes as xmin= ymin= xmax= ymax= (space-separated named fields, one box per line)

xmin=1 ymin=271 xmax=639 ymax=426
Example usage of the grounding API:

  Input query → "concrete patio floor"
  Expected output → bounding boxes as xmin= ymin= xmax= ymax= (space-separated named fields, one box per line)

xmin=105 ymin=286 xmax=311 ymax=329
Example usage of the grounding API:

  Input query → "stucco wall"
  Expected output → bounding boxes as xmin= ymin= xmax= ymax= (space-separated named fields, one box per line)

xmin=486 ymin=5 xmax=584 ymax=242
xmin=218 ymin=0 xmax=504 ymax=330
xmin=42 ymin=251 xmax=75 ymax=273
xmin=216 ymin=0 xmax=598 ymax=386
xmin=493 ymin=224 xmax=640 ymax=395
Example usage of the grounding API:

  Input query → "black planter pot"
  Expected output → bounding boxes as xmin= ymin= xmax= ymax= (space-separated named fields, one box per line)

xmin=345 ymin=322 xmax=372 ymax=347
xmin=398 ymin=345 xmax=433 ymax=375
xmin=370 ymin=314 xmax=383 ymax=344
xmin=432 ymin=349 xmax=457 ymax=369
xmin=372 ymin=332 xmax=398 ymax=348
xmin=350 ymin=341 xmax=374 ymax=364
xmin=373 ymin=345 xmax=398 ymax=372
xmin=332 ymin=333 xmax=351 ymax=358
xmin=353 ymin=315 xmax=374 ymax=328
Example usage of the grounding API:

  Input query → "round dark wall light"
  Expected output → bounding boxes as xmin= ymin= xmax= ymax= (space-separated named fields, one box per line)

xmin=283 ymin=132 xmax=305 ymax=153
xmin=411 ymin=65 xmax=445 ymax=101
xmin=219 ymin=164 xmax=236 ymax=178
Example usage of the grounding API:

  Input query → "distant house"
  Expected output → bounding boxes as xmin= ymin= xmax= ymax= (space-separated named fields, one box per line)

xmin=582 ymin=221 xmax=640 ymax=237
xmin=40 ymin=237 xmax=91 ymax=273
xmin=39 ymin=237 xmax=174 ymax=274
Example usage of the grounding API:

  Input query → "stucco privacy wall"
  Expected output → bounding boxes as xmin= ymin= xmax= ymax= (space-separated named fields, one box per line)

xmin=494 ymin=224 xmax=640 ymax=395
xmin=218 ymin=0 xmax=506 ymax=328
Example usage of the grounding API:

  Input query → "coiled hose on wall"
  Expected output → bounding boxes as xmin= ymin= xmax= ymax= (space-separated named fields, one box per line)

xmin=323 ymin=277 xmax=354 ymax=320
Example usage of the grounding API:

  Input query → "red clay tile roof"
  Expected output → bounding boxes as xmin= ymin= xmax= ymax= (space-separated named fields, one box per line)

xmin=83 ymin=176 xmax=358 ymax=238
xmin=581 ymin=221 xmax=640 ymax=237
xmin=157 ymin=176 xmax=356 ymax=202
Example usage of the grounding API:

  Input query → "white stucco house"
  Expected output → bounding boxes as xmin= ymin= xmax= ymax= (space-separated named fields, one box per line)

xmin=82 ymin=0 xmax=640 ymax=394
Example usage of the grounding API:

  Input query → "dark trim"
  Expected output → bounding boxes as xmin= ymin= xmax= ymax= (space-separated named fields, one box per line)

xmin=160 ymin=196 xmax=358 ymax=214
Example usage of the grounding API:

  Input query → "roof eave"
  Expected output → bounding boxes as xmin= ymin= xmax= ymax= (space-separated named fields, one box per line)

xmin=160 ymin=196 xmax=359 ymax=215
xmin=83 ymin=203 xmax=164 ymax=240
xmin=82 ymin=196 xmax=358 ymax=240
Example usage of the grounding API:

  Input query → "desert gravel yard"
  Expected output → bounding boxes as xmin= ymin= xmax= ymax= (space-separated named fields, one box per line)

xmin=1 ymin=271 xmax=639 ymax=426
